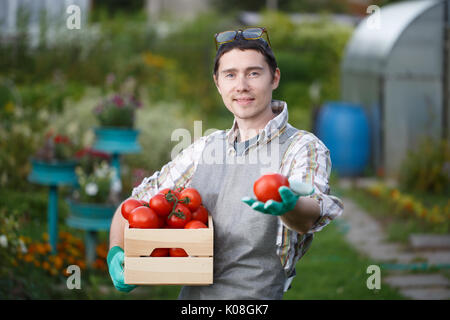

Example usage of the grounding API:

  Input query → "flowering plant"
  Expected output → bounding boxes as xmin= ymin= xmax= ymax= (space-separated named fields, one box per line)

xmin=34 ymin=130 xmax=77 ymax=162
xmin=0 ymin=208 xmax=27 ymax=278
xmin=75 ymin=147 xmax=111 ymax=174
xmin=74 ymin=160 xmax=120 ymax=204
xmin=93 ymin=94 xmax=141 ymax=128
xmin=72 ymin=148 xmax=120 ymax=204
xmin=365 ymin=183 xmax=450 ymax=225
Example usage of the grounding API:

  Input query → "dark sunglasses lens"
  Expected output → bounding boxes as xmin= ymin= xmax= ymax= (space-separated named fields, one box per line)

xmin=243 ymin=28 xmax=263 ymax=39
xmin=216 ymin=31 xmax=237 ymax=43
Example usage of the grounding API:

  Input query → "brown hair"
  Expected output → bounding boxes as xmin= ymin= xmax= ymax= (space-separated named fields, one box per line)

xmin=213 ymin=36 xmax=278 ymax=80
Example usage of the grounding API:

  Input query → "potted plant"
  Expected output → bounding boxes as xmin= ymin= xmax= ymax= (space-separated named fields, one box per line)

xmin=67 ymin=148 xmax=120 ymax=224
xmin=28 ymin=130 xmax=78 ymax=186
xmin=92 ymin=94 xmax=142 ymax=154
xmin=66 ymin=148 xmax=121 ymax=265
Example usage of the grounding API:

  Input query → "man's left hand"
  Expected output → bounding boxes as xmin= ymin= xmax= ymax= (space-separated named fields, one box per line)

xmin=242 ymin=178 xmax=314 ymax=216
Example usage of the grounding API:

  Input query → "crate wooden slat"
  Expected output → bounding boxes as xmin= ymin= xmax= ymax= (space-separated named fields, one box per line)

xmin=124 ymin=257 xmax=213 ymax=285
xmin=124 ymin=215 xmax=214 ymax=285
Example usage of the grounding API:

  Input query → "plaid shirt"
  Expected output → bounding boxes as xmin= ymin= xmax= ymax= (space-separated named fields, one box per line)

xmin=132 ymin=100 xmax=344 ymax=291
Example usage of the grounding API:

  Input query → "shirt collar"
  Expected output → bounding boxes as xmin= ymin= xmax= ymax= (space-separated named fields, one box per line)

xmin=226 ymin=100 xmax=288 ymax=146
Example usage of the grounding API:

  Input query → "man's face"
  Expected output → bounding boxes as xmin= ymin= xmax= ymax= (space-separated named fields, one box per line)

xmin=214 ymin=49 xmax=280 ymax=121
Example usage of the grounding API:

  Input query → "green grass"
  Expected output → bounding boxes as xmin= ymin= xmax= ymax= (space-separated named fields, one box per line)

xmin=283 ymin=221 xmax=406 ymax=300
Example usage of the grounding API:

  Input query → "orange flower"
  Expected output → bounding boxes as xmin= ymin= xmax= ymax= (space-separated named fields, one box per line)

xmin=67 ymin=256 xmax=76 ymax=265
xmin=78 ymin=261 xmax=86 ymax=270
xmin=429 ymin=206 xmax=443 ymax=224
xmin=142 ymin=51 xmax=167 ymax=68
xmin=96 ymin=243 xmax=108 ymax=258
xmin=36 ymin=243 xmax=47 ymax=255
xmin=44 ymin=243 xmax=52 ymax=253
xmin=27 ymin=244 xmax=36 ymax=254
xmin=75 ymin=239 xmax=84 ymax=250
xmin=19 ymin=236 xmax=31 ymax=245
xmin=23 ymin=253 xmax=33 ymax=263
xmin=42 ymin=261 xmax=51 ymax=271
xmin=402 ymin=198 xmax=414 ymax=213
xmin=390 ymin=189 xmax=400 ymax=200
xmin=54 ymin=256 xmax=63 ymax=270
xmin=59 ymin=252 xmax=67 ymax=261
xmin=62 ymin=267 xmax=70 ymax=277
xmin=76 ymin=241 xmax=84 ymax=251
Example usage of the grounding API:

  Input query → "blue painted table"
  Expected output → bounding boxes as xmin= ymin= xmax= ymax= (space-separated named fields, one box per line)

xmin=92 ymin=127 xmax=141 ymax=183
xmin=66 ymin=199 xmax=116 ymax=265
xmin=28 ymin=159 xmax=78 ymax=253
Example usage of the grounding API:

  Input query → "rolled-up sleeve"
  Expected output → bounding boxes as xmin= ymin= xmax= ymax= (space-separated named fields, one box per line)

xmin=288 ymin=133 xmax=344 ymax=233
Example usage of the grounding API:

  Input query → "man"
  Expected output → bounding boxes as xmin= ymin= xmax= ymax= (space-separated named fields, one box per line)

xmin=107 ymin=27 xmax=343 ymax=299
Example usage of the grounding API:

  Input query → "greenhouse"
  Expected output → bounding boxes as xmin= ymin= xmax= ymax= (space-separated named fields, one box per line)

xmin=341 ymin=0 xmax=449 ymax=177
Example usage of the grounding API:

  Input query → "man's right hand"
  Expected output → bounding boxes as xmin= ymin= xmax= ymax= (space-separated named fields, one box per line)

xmin=107 ymin=246 xmax=137 ymax=293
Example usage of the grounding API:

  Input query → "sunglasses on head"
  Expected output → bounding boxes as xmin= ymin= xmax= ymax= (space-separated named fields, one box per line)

xmin=214 ymin=27 xmax=271 ymax=50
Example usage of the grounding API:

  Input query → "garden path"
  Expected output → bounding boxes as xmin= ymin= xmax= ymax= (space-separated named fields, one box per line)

xmin=337 ymin=178 xmax=450 ymax=300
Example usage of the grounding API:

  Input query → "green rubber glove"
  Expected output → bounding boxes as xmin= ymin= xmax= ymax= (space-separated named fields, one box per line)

xmin=107 ymin=246 xmax=137 ymax=293
xmin=242 ymin=178 xmax=315 ymax=216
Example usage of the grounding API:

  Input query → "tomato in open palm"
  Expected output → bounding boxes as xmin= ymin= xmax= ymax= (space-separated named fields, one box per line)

xmin=253 ymin=173 xmax=290 ymax=203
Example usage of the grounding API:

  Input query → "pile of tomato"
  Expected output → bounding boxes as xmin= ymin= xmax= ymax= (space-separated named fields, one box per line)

xmin=121 ymin=187 xmax=209 ymax=257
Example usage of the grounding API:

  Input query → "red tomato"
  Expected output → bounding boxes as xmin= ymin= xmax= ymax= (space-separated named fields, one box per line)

xmin=157 ymin=215 xmax=166 ymax=228
xmin=150 ymin=248 xmax=169 ymax=257
xmin=128 ymin=206 xmax=159 ymax=229
xmin=166 ymin=203 xmax=191 ymax=228
xmin=184 ymin=220 xmax=207 ymax=229
xmin=191 ymin=205 xmax=208 ymax=225
xmin=179 ymin=188 xmax=202 ymax=211
xmin=164 ymin=225 xmax=177 ymax=229
xmin=121 ymin=199 xmax=144 ymax=220
xmin=253 ymin=173 xmax=290 ymax=203
xmin=138 ymin=200 xmax=148 ymax=206
xmin=169 ymin=248 xmax=188 ymax=257
xmin=149 ymin=193 xmax=174 ymax=217
xmin=158 ymin=188 xmax=181 ymax=201
xmin=174 ymin=186 xmax=185 ymax=193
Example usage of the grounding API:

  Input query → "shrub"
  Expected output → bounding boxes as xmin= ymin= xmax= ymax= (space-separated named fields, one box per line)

xmin=399 ymin=137 xmax=450 ymax=195
xmin=34 ymin=130 xmax=78 ymax=163
xmin=94 ymin=94 xmax=142 ymax=128
xmin=261 ymin=10 xmax=353 ymax=114
xmin=74 ymin=161 xmax=118 ymax=204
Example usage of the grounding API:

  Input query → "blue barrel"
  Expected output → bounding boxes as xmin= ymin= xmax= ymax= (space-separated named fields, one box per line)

xmin=316 ymin=102 xmax=370 ymax=176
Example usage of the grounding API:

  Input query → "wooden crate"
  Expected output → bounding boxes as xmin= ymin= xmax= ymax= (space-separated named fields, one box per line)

xmin=124 ymin=215 xmax=213 ymax=285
